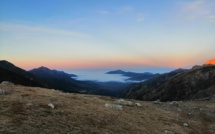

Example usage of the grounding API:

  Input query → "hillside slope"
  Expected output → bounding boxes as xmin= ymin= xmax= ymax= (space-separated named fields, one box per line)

xmin=124 ymin=65 xmax=215 ymax=101
xmin=1 ymin=84 xmax=215 ymax=134
xmin=124 ymin=69 xmax=187 ymax=100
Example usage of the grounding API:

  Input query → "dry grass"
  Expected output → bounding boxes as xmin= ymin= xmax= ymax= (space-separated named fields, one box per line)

xmin=0 ymin=84 xmax=215 ymax=134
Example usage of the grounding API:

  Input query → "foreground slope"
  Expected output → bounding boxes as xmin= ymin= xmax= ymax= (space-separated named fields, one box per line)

xmin=1 ymin=84 xmax=215 ymax=134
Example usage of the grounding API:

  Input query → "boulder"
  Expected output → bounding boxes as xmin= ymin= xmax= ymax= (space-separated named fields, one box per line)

xmin=135 ymin=103 xmax=142 ymax=107
xmin=210 ymin=95 xmax=215 ymax=102
xmin=48 ymin=103 xmax=55 ymax=109
xmin=183 ymin=123 xmax=189 ymax=127
xmin=0 ymin=89 xmax=5 ymax=95
xmin=1 ymin=81 xmax=14 ymax=85
xmin=105 ymin=103 xmax=123 ymax=110
xmin=153 ymin=99 xmax=162 ymax=104
xmin=169 ymin=101 xmax=180 ymax=107
xmin=114 ymin=99 xmax=133 ymax=106
xmin=164 ymin=130 xmax=175 ymax=134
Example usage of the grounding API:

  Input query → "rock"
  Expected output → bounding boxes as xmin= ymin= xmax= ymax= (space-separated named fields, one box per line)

xmin=169 ymin=101 xmax=179 ymax=107
xmin=0 ymin=89 xmax=5 ymax=95
xmin=105 ymin=103 xmax=123 ymax=110
xmin=153 ymin=99 xmax=162 ymax=104
xmin=1 ymin=81 xmax=14 ymax=85
xmin=26 ymin=103 xmax=33 ymax=107
xmin=183 ymin=123 xmax=189 ymax=127
xmin=164 ymin=130 xmax=175 ymax=134
xmin=210 ymin=95 xmax=215 ymax=102
xmin=177 ymin=108 xmax=182 ymax=112
xmin=135 ymin=103 xmax=142 ymax=107
xmin=114 ymin=99 xmax=133 ymax=106
xmin=48 ymin=103 xmax=55 ymax=109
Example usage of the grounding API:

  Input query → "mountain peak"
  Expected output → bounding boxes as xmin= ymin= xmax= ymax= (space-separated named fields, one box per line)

xmin=0 ymin=60 xmax=16 ymax=67
xmin=37 ymin=66 xmax=50 ymax=70
xmin=205 ymin=58 xmax=215 ymax=65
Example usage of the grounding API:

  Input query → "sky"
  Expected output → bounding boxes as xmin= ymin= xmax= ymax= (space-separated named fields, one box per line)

xmin=0 ymin=0 xmax=215 ymax=70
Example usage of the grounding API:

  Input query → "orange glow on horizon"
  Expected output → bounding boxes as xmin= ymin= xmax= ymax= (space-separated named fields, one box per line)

xmin=205 ymin=58 xmax=215 ymax=65
xmin=3 ymin=55 xmax=209 ymax=70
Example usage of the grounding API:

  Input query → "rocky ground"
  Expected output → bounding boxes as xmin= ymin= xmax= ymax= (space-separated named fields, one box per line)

xmin=0 ymin=83 xmax=215 ymax=134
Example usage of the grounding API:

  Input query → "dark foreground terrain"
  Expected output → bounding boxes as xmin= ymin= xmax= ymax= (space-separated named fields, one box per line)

xmin=0 ymin=83 xmax=215 ymax=134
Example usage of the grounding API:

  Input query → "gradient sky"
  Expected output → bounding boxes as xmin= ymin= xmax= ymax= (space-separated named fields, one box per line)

xmin=0 ymin=0 xmax=215 ymax=70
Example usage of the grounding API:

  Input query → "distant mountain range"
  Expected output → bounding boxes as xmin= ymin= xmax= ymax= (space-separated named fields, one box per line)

xmin=29 ymin=66 xmax=84 ymax=93
xmin=0 ymin=60 xmax=131 ymax=97
xmin=124 ymin=64 xmax=215 ymax=101
xmin=106 ymin=70 xmax=160 ymax=81
xmin=30 ymin=66 xmax=77 ymax=79
xmin=1 ymin=59 xmax=215 ymax=101
xmin=0 ymin=60 xmax=47 ymax=87
xmin=29 ymin=66 xmax=130 ymax=96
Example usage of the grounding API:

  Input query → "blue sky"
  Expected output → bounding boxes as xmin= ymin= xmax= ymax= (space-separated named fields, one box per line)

xmin=0 ymin=0 xmax=215 ymax=69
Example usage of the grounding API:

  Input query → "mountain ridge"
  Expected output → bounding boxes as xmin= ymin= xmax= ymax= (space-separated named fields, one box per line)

xmin=106 ymin=69 xmax=159 ymax=81
xmin=124 ymin=65 xmax=215 ymax=101
xmin=0 ymin=60 xmax=47 ymax=87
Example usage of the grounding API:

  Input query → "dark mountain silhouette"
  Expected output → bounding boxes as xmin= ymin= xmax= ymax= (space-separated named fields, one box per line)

xmin=124 ymin=65 xmax=215 ymax=101
xmin=29 ymin=66 xmax=93 ymax=93
xmin=29 ymin=66 xmax=77 ymax=79
xmin=0 ymin=60 xmax=132 ymax=97
xmin=106 ymin=70 xmax=159 ymax=81
xmin=0 ymin=60 xmax=47 ymax=87
xmin=124 ymin=68 xmax=187 ymax=100
xmin=29 ymin=67 xmax=132 ymax=97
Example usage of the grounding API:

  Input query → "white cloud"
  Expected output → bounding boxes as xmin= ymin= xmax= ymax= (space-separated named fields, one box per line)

xmin=0 ymin=23 xmax=87 ymax=37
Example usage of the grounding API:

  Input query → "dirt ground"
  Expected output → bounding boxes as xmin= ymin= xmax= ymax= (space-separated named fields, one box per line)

xmin=0 ymin=84 xmax=215 ymax=134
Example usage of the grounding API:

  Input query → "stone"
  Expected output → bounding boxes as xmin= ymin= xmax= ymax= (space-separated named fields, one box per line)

xmin=183 ymin=123 xmax=189 ymax=127
xmin=169 ymin=101 xmax=180 ymax=107
xmin=1 ymin=81 xmax=14 ymax=85
xmin=153 ymin=99 xmax=162 ymax=104
xmin=48 ymin=103 xmax=55 ymax=109
xmin=135 ymin=103 xmax=142 ymax=107
xmin=164 ymin=130 xmax=175 ymax=134
xmin=26 ymin=103 xmax=34 ymax=107
xmin=177 ymin=108 xmax=182 ymax=112
xmin=0 ymin=89 xmax=5 ymax=95
xmin=210 ymin=95 xmax=215 ymax=102
xmin=105 ymin=103 xmax=123 ymax=110
xmin=114 ymin=99 xmax=133 ymax=106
